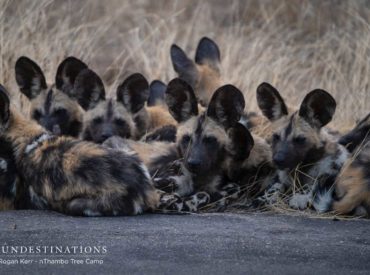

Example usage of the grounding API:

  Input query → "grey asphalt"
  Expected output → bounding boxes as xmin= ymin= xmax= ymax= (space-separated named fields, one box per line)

xmin=0 ymin=210 xmax=369 ymax=274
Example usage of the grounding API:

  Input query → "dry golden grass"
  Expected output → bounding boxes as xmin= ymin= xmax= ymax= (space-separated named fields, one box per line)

xmin=1 ymin=0 xmax=370 ymax=129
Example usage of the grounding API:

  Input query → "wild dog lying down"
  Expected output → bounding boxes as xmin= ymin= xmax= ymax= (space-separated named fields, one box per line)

xmin=147 ymin=80 xmax=167 ymax=107
xmin=15 ymin=56 xmax=87 ymax=137
xmin=314 ymin=113 xmax=370 ymax=216
xmin=0 ymin=138 xmax=17 ymax=210
xmin=106 ymin=79 xmax=272 ymax=211
xmin=75 ymin=69 xmax=176 ymax=143
xmin=0 ymin=84 xmax=180 ymax=216
xmin=255 ymin=83 xmax=349 ymax=211
xmin=224 ymin=124 xmax=274 ymax=202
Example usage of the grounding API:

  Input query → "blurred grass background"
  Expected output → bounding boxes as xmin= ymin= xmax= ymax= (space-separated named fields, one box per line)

xmin=1 ymin=0 xmax=370 ymax=129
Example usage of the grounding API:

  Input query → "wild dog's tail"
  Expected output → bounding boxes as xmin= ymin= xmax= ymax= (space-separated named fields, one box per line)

xmin=312 ymin=183 xmax=334 ymax=213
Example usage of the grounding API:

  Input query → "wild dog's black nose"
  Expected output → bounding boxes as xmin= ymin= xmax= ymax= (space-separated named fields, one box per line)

xmin=101 ymin=133 xmax=113 ymax=141
xmin=273 ymin=153 xmax=286 ymax=168
xmin=187 ymin=159 xmax=201 ymax=171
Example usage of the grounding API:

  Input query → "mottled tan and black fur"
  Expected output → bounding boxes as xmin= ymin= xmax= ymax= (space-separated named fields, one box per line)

xmin=76 ymin=70 xmax=175 ymax=144
xmin=317 ymin=113 xmax=370 ymax=216
xmin=171 ymin=37 xmax=270 ymax=138
xmin=106 ymin=79 xmax=273 ymax=211
xmin=255 ymin=83 xmax=348 ymax=211
xmin=0 ymin=84 xmax=182 ymax=216
xmin=0 ymin=138 xmax=18 ymax=210
xmin=225 ymin=124 xmax=274 ymax=200
xmin=15 ymin=56 xmax=86 ymax=137
xmin=171 ymin=37 xmax=222 ymax=107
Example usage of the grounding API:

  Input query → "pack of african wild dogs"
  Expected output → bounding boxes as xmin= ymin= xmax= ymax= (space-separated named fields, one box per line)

xmin=0 ymin=37 xmax=369 ymax=218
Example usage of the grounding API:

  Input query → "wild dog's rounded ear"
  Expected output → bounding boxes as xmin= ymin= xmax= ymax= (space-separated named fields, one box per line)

xmin=227 ymin=123 xmax=254 ymax=161
xmin=0 ymin=84 xmax=10 ymax=126
xmin=338 ymin=114 xmax=370 ymax=152
xmin=195 ymin=37 xmax=220 ymax=70
xmin=207 ymin=85 xmax=245 ymax=129
xmin=256 ymin=82 xmax=288 ymax=121
xmin=165 ymin=78 xmax=198 ymax=123
xmin=116 ymin=73 xmax=149 ymax=114
xmin=170 ymin=44 xmax=198 ymax=87
xmin=299 ymin=89 xmax=336 ymax=128
xmin=15 ymin=56 xmax=47 ymax=99
xmin=147 ymin=80 xmax=167 ymax=107
xmin=55 ymin=56 xmax=88 ymax=96
xmin=74 ymin=68 xmax=105 ymax=111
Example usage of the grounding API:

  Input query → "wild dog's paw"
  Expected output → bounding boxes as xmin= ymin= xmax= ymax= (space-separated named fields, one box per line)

xmin=289 ymin=194 xmax=311 ymax=210
xmin=183 ymin=192 xmax=211 ymax=212
xmin=221 ymin=183 xmax=241 ymax=199
xmin=158 ymin=193 xmax=183 ymax=212
xmin=261 ymin=182 xmax=284 ymax=205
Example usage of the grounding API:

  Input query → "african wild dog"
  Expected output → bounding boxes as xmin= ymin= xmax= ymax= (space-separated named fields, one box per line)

xmin=171 ymin=37 xmax=270 ymax=138
xmin=75 ymin=69 xmax=176 ymax=143
xmin=255 ymin=83 xmax=348 ymax=211
xmin=147 ymin=80 xmax=167 ymax=107
xmin=224 ymin=123 xmax=274 ymax=202
xmin=143 ymin=80 xmax=178 ymax=143
xmin=314 ymin=112 xmax=370 ymax=216
xmin=15 ymin=56 xmax=87 ymax=137
xmin=0 ymin=84 xmax=180 ymax=216
xmin=105 ymin=78 xmax=266 ymax=211
xmin=171 ymin=37 xmax=222 ymax=107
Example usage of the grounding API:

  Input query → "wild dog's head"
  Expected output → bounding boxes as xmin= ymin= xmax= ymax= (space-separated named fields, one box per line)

xmin=170 ymin=37 xmax=222 ymax=106
xmin=15 ymin=56 xmax=86 ymax=137
xmin=165 ymin=78 xmax=249 ymax=178
xmin=76 ymin=70 xmax=150 ymax=143
xmin=257 ymin=83 xmax=336 ymax=170
xmin=339 ymin=113 xmax=370 ymax=153
xmin=147 ymin=80 xmax=167 ymax=107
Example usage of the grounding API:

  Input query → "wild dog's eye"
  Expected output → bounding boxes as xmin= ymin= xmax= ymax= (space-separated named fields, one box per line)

xmin=203 ymin=136 xmax=217 ymax=145
xmin=293 ymin=136 xmax=306 ymax=145
xmin=114 ymin=118 xmax=126 ymax=126
xmin=182 ymin=135 xmax=191 ymax=144
xmin=272 ymin=133 xmax=280 ymax=142
xmin=32 ymin=110 xmax=42 ymax=120
xmin=93 ymin=117 xmax=103 ymax=124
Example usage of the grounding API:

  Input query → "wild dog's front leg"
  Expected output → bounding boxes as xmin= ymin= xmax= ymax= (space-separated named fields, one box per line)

xmin=290 ymin=175 xmax=335 ymax=211
xmin=154 ymin=173 xmax=194 ymax=197
xmin=156 ymin=191 xmax=210 ymax=213
xmin=210 ymin=183 xmax=241 ymax=211
xmin=252 ymin=176 xmax=287 ymax=208
xmin=289 ymin=193 xmax=311 ymax=210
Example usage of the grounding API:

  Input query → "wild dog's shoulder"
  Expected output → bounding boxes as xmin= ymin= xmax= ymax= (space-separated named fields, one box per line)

xmin=312 ymin=140 xmax=349 ymax=177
